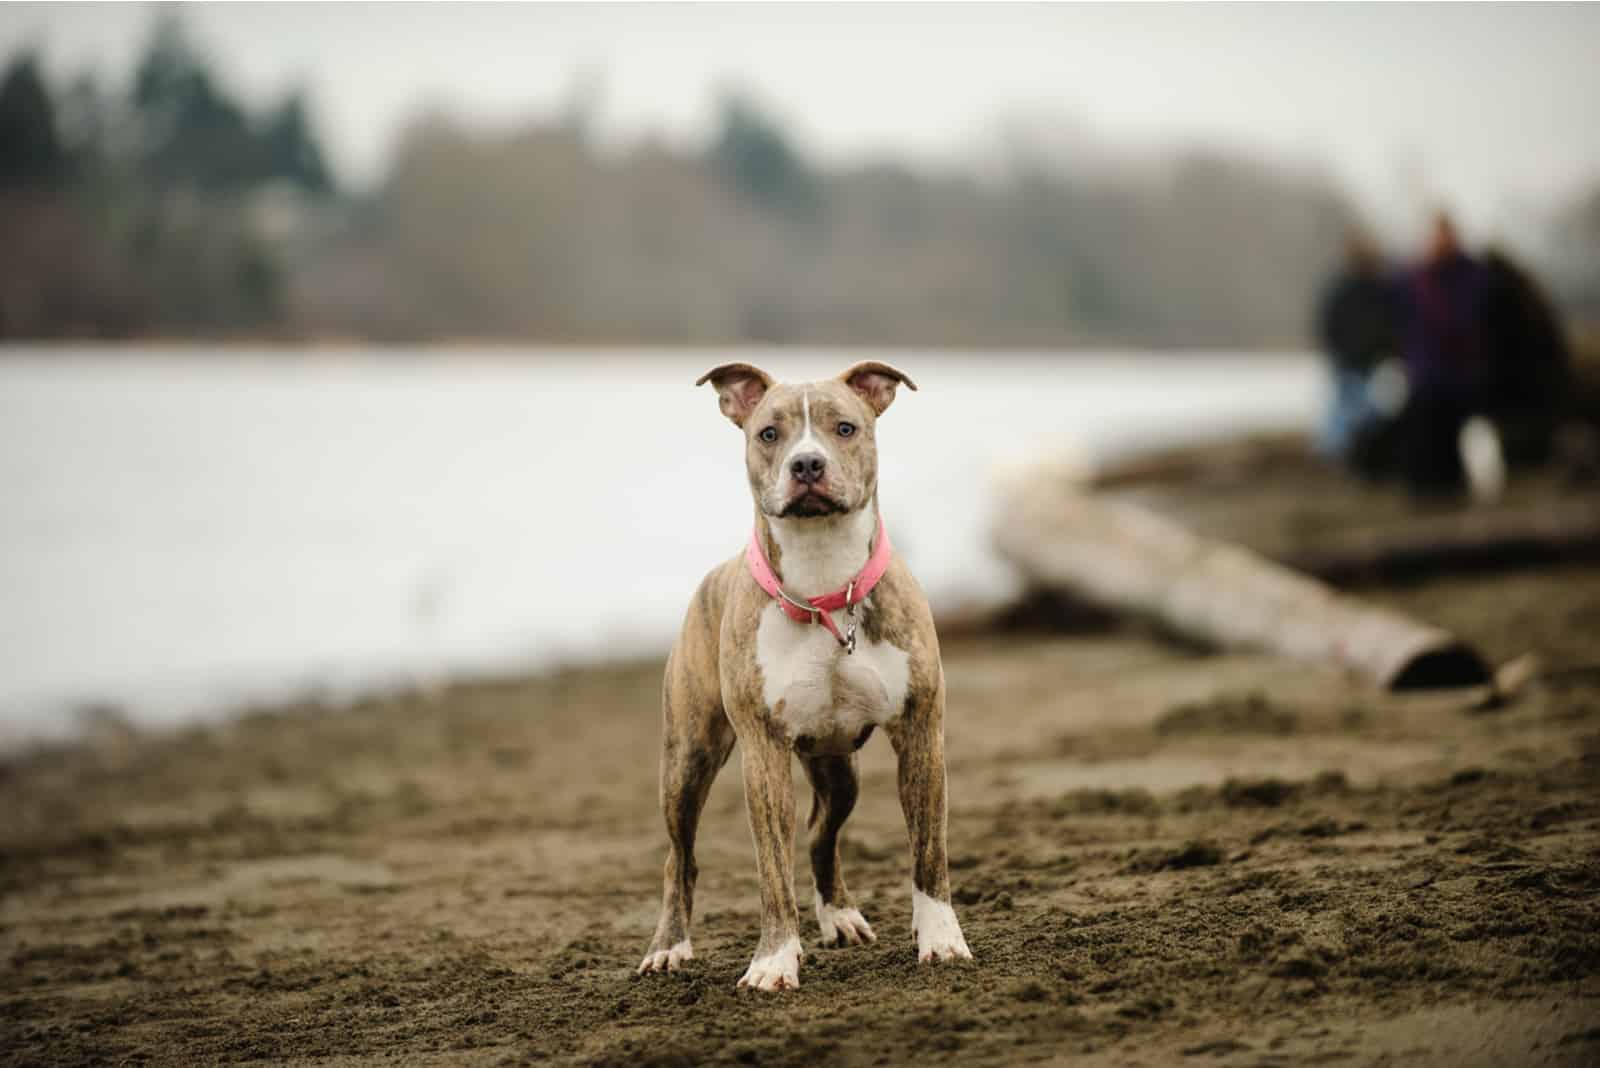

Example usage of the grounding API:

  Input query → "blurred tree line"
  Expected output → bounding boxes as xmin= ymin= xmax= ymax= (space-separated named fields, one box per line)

xmin=291 ymin=101 xmax=1355 ymax=347
xmin=2 ymin=13 xmax=1592 ymax=348
xmin=0 ymin=16 xmax=332 ymax=338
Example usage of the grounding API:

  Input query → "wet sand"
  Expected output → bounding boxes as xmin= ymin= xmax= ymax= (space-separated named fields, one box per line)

xmin=3 ymin=564 xmax=1598 ymax=1065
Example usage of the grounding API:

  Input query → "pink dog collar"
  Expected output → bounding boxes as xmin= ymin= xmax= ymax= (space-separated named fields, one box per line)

xmin=746 ymin=516 xmax=893 ymax=653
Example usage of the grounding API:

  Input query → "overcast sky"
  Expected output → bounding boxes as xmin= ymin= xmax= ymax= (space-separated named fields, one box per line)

xmin=5 ymin=2 xmax=1598 ymax=243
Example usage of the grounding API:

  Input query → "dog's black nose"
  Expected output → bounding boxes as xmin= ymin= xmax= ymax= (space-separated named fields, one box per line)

xmin=790 ymin=453 xmax=827 ymax=484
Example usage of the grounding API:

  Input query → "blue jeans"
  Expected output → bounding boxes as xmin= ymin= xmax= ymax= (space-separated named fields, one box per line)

xmin=1319 ymin=367 xmax=1379 ymax=459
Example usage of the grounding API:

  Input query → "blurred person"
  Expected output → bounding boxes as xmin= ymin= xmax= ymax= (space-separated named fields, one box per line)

xmin=1479 ymin=248 xmax=1574 ymax=468
xmin=1395 ymin=212 xmax=1488 ymax=498
xmin=1315 ymin=227 xmax=1396 ymax=462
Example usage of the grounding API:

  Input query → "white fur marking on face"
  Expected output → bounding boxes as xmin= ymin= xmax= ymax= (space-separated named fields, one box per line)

xmin=737 ymin=935 xmax=803 ymax=991
xmin=774 ymin=386 xmax=847 ymax=512
xmin=637 ymin=938 xmax=694 ymax=974
xmin=781 ymin=389 xmax=825 ymax=476
xmin=815 ymin=890 xmax=876 ymax=946
xmin=912 ymin=889 xmax=972 ymax=964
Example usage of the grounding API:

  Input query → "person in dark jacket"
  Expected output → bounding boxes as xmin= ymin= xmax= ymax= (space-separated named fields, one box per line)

xmin=1316 ymin=227 xmax=1395 ymax=460
xmin=1396 ymin=212 xmax=1488 ymax=497
xmin=1479 ymin=248 xmax=1573 ymax=467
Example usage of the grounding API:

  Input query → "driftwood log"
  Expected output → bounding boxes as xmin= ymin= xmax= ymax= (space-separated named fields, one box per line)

xmin=1277 ymin=497 xmax=1600 ymax=585
xmin=1080 ymin=431 xmax=1315 ymax=490
xmin=993 ymin=486 xmax=1492 ymax=691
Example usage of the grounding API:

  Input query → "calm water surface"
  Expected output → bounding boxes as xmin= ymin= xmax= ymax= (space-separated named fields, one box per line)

xmin=0 ymin=347 xmax=1320 ymax=743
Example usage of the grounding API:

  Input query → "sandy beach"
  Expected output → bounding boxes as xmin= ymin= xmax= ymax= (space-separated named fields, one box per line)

xmin=3 ymin=554 xmax=1598 ymax=1065
xmin=4 ymin=3 xmax=1598 ymax=1061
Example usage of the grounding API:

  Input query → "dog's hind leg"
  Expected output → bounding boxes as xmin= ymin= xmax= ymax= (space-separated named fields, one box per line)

xmin=802 ymin=753 xmax=876 ymax=947
xmin=639 ymin=668 xmax=733 ymax=974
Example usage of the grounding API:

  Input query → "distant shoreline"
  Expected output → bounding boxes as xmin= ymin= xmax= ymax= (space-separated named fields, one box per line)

xmin=0 ymin=338 xmax=1315 ymax=358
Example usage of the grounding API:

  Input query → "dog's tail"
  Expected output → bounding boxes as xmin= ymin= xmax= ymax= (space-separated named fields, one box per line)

xmin=806 ymin=785 xmax=822 ymax=831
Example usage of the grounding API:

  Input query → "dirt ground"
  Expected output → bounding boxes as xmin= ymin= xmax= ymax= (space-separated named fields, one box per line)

xmin=3 ymin=560 xmax=1599 ymax=1066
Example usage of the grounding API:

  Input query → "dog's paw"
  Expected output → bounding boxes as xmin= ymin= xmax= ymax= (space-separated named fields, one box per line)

xmin=737 ymin=936 xmax=802 ymax=991
xmin=912 ymin=890 xmax=973 ymax=964
xmin=637 ymin=938 xmax=693 ymax=974
xmin=815 ymin=893 xmax=876 ymax=947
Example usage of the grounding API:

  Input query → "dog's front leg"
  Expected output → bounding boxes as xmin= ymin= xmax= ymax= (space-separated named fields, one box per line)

xmin=889 ymin=688 xmax=973 ymax=964
xmin=735 ymin=719 xmax=803 ymax=991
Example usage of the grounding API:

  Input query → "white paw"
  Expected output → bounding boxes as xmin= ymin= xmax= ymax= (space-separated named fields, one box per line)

xmin=737 ymin=936 xmax=802 ymax=991
xmin=912 ymin=890 xmax=973 ymax=964
xmin=637 ymin=938 xmax=693 ymax=974
xmin=816 ymin=892 xmax=876 ymax=946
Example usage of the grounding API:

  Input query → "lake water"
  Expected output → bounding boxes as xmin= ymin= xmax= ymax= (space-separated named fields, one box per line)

xmin=0 ymin=347 xmax=1320 ymax=746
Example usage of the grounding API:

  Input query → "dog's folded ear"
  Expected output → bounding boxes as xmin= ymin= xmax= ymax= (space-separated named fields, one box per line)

xmin=696 ymin=363 xmax=773 ymax=428
xmin=839 ymin=361 xmax=917 ymax=416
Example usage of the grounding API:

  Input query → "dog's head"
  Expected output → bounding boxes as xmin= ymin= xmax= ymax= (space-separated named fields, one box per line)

xmin=696 ymin=361 xmax=917 ymax=520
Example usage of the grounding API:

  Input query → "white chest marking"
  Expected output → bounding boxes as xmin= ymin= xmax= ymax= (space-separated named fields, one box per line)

xmin=755 ymin=598 xmax=911 ymax=751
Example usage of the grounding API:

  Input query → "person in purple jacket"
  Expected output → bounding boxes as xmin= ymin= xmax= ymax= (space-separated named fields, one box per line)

xmin=1396 ymin=212 xmax=1488 ymax=497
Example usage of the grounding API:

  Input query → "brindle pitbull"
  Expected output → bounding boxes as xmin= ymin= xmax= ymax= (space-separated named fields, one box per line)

xmin=637 ymin=360 xmax=971 ymax=991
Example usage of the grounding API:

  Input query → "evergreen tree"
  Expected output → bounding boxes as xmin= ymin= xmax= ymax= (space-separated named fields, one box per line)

xmin=709 ymin=90 xmax=819 ymax=220
xmin=263 ymin=92 xmax=332 ymax=193
xmin=129 ymin=14 xmax=265 ymax=191
xmin=0 ymin=53 xmax=68 ymax=187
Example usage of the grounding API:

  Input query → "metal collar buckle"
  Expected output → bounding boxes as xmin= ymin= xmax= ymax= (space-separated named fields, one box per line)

xmin=844 ymin=580 xmax=857 ymax=655
xmin=775 ymin=581 xmax=858 ymax=655
xmin=776 ymin=586 xmax=818 ymax=617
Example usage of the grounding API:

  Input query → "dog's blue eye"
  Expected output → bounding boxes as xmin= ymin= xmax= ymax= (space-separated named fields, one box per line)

xmin=837 ymin=422 xmax=855 ymax=438
xmin=759 ymin=426 xmax=778 ymax=444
